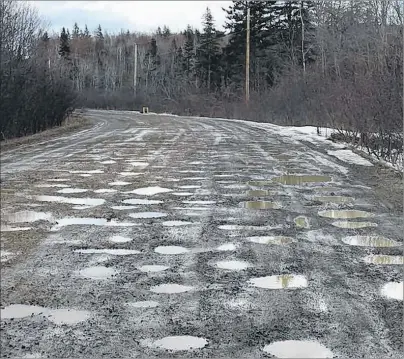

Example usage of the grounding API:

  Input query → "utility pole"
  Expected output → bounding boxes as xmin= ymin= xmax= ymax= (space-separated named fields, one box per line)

xmin=245 ymin=5 xmax=250 ymax=105
xmin=134 ymin=43 xmax=138 ymax=96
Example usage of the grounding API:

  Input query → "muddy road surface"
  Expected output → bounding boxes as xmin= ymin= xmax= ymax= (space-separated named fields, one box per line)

xmin=1 ymin=110 xmax=402 ymax=358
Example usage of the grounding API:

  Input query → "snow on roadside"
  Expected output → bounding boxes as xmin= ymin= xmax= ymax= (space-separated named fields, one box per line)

xmin=327 ymin=150 xmax=373 ymax=167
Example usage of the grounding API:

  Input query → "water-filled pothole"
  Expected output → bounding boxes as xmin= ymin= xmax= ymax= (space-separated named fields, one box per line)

xmin=109 ymin=235 xmax=132 ymax=243
xmin=363 ymin=255 xmax=403 ymax=265
xmin=217 ymin=243 xmax=238 ymax=251
xmin=313 ymin=196 xmax=354 ymax=204
xmin=109 ymin=181 xmax=131 ymax=186
xmin=242 ymin=201 xmax=282 ymax=209
xmin=127 ymin=301 xmax=159 ymax=308
xmin=381 ymin=281 xmax=403 ymax=300
xmin=162 ymin=220 xmax=193 ymax=227
xmin=245 ymin=189 xmax=274 ymax=197
xmin=51 ymin=217 xmax=137 ymax=230
xmin=214 ymin=260 xmax=251 ymax=271
xmin=123 ymin=199 xmax=163 ymax=205
xmin=141 ymin=336 xmax=208 ymax=351
xmin=294 ymin=216 xmax=310 ymax=229
xmin=129 ymin=212 xmax=167 ymax=219
xmin=318 ymin=210 xmax=374 ymax=219
xmin=332 ymin=221 xmax=377 ymax=229
xmin=248 ymin=274 xmax=308 ymax=289
xmin=35 ymin=195 xmax=105 ymax=207
xmin=149 ymin=283 xmax=194 ymax=294
xmin=341 ymin=235 xmax=400 ymax=247
xmin=46 ymin=309 xmax=90 ymax=325
xmin=126 ymin=186 xmax=172 ymax=196
xmin=111 ymin=205 xmax=139 ymax=210
xmin=3 ymin=211 xmax=53 ymax=223
xmin=57 ymin=188 xmax=88 ymax=194
xmin=138 ymin=265 xmax=169 ymax=272
xmin=247 ymin=236 xmax=295 ymax=245
xmin=0 ymin=304 xmax=45 ymax=319
xmin=172 ymin=192 xmax=193 ymax=196
xmin=77 ymin=266 xmax=118 ymax=279
xmin=272 ymin=175 xmax=331 ymax=185
xmin=262 ymin=340 xmax=333 ymax=358
xmin=154 ymin=246 xmax=189 ymax=254
xmin=94 ymin=189 xmax=117 ymax=194
xmin=182 ymin=200 xmax=216 ymax=205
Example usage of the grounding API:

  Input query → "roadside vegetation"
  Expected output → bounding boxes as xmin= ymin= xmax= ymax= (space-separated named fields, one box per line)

xmin=0 ymin=0 xmax=402 ymax=168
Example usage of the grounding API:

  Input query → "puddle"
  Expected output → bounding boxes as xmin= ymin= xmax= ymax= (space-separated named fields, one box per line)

xmin=341 ymin=235 xmax=400 ymax=247
xmin=214 ymin=260 xmax=251 ymax=271
xmin=172 ymin=192 xmax=194 ymax=196
xmin=247 ymin=180 xmax=273 ymax=187
xmin=139 ymin=265 xmax=169 ymax=272
xmin=162 ymin=220 xmax=194 ymax=227
xmin=294 ymin=216 xmax=310 ymax=229
xmin=77 ymin=266 xmax=118 ymax=280
xmin=127 ymin=301 xmax=159 ymax=308
xmin=123 ymin=199 xmax=163 ymax=205
xmin=246 ymin=189 xmax=273 ymax=196
xmin=36 ymin=183 xmax=70 ymax=188
xmin=35 ymin=195 xmax=105 ymax=207
xmin=381 ymin=282 xmax=403 ymax=300
xmin=111 ymin=205 xmax=139 ymax=210
xmin=75 ymin=249 xmax=140 ymax=255
xmin=127 ymin=161 xmax=149 ymax=167
xmin=100 ymin=160 xmax=116 ymax=164
xmin=70 ymin=170 xmax=104 ymax=174
xmin=72 ymin=205 xmax=93 ymax=210
xmin=179 ymin=185 xmax=201 ymax=189
xmin=363 ymin=255 xmax=403 ymax=265
xmin=247 ymin=236 xmax=295 ymax=245
xmin=1 ymin=225 xmax=32 ymax=231
xmin=47 ymin=178 xmax=69 ymax=182
xmin=248 ymin=274 xmax=308 ymax=289
xmin=79 ymin=174 xmax=92 ymax=177
xmin=126 ymin=186 xmax=172 ymax=196
xmin=1 ymin=304 xmax=46 ymax=319
xmin=154 ymin=246 xmax=189 ymax=254
xmin=182 ymin=200 xmax=216 ymax=205
xmin=263 ymin=340 xmax=333 ymax=358
xmin=217 ymin=243 xmax=238 ymax=251
xmin=3 ymin=211 xmax=53 ymax=223
xmin=57 ymin=188 xmax=88 ymax=194
xmin=141 ymin=336 xmax=208 ymax=351
xmin=313 ymin=196 xmax=354 ymax=204
xmin=149 ymin=283 xmax=194 ymax=294
xmin=272 ymin=175 xmax=332 ymax=185
xmin=129 ymin=212 xmax=167 ymax=219
xmin=109 ymin=235 xmax=132 ymax=243
xmin=332 ymin=221 xmax=377 ymax=229
xmin=94 ymin=189 xmax=117 ymax=193
xmin=318 ymin=210 xmax=374 ymax=219
xmin=243 ymin=201 xmax=282 ymax=209
xmin=51 ymin=217 xmax=138 ymax=230
xmin=119 ymin=172 xmax=143 ymax=177
xmin=218 ymin=225 xmax=278 ymax=231
xmin=109 ymin=181 xmax=131 ymax=186
xmin=46 ymin=308 xmax=90 ymax=325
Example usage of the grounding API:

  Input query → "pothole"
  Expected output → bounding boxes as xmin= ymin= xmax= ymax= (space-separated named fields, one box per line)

xmin=75 ymin=249 xmax=140 ymax=255
xmin=217 ymin=243 xmax=238 ymax=251
xmin=182 ymin=200 xmax=216 ymax=205
xmin=262 ymin=340 xmax=333 ymax=358
xmin=318 ymin=210 xmax=374 ymax=219
xmin=245 ymin=189 xmax=274 ymax=196
xmin=341 ymin=235 xmax=400 ymax=247
xmin=138 ymin=265 xmax=169 ymax=272
xmin=149 ymin=283 xmax=194 ymax=294
xmin=381 ymin=282 xmax=403 ymax=300
xmin=51 ymin=217 xmax=138 ymax=230
xmin=141 ymin=336 xmax=208 ymax=351
xmin=247 ymin=236 xmax=295 ymax=245
xmin=129 ymin=212 xmax=167 ymax=219
xmin=294 ymin=216 xmax=310 ymax=229
xmin=179 ymin=185 xmax=201 ymax=189
xmin=56 ymin=188 xmax=88 ymax=194
xmin=36 ymin=183 xmax=70 ymax=188
xmin=162 ymin=220 xmax=193 ymax=227
xmin=0 ymin=304 xmax=45 ymax=319
xmin=363 ymin=255 xmax=403 ymax=265
xmin=126 ymin=186 xmax=172 ymax=196
xmin=70 ymin=170 xmax=103 ymax=174
xmin=119 ymin=172 xmax=143 ymax=177
xmin=172 ymin=192 xmax=194 ymax=196
xmin=1 ymin=225 xmax=32 ymax=232
xmin=109 ymin=235 xmax=132 ymax=243
xmin=77 ymin=266 xmax=118 ymax=280
xmin=94 ymin=189 xmax=117 ymax=194
xmin=154 ymin=246 xmax=189 ymax=254
xmin=214 ymin=260 xmax=251 ymax=271
xmin=127 ymin=301 xmax=159 ymax=308
xmin=332 ymin=221 xmax=377 ymax=229
xmin=248 ymin=274 xmax=308 ymax=289
xmin=242 ymin=201 xmax=282 ymax=209
xmin=272 ymin=175 xmax=332 ymax=185
xmin=46 ymin=309 xmax=90 ymax=325
xmin=122 ymin=199 xmax=163 ymax=205
xmin=109 ymin=181 xmax=131 ymax=186
xmin=35 ymin=195 xmax=105 ymax=207
xmin=3 ymin=211 xmax=53 ymax=223
xmin=313 ymin=196 xmax=354 ymax=204
xmin=100 ymin=160 xmax=116 ymax=164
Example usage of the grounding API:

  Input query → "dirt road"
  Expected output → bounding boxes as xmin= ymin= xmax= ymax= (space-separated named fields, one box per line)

xmin=1 ymin=110 xmax=402 ymax=358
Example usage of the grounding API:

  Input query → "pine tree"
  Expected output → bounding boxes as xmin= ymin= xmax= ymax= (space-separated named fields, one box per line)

xmin=59 ymin=27 xmax=70 ymax=59
xmin=72 ymin=22 xmax=80 ymax=38
xmin=162 ymin=25 xmax=171 ymax=38
xmin=197 ymin=7 xmax=221 ymax=91
xmin=41 ymin=31 xmax=50 ymax=43
xmin=83 ymin=25 xmax=91 ymax=38
xmin=183 ymin=25 xmax=195 ymax=77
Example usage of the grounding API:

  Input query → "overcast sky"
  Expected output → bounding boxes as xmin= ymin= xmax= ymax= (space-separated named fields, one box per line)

xmin=30 ymin=1 xmax=232 ymax=35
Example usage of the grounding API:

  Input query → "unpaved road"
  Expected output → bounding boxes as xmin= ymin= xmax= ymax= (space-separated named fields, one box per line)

xmin=1 ymin=110 xmax=403 ymax=359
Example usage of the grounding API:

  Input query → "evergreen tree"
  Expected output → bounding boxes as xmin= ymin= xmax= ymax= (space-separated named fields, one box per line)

xmin=83 ymin=24 xmax=91 ymax=38
xmin=72 ymin=22 xmax=80 ymax=38
xmin=59 ymin=27 xmax=70 ymax=59
xmin=197 ymin=7 xmax=221 ymax=91
xmin=162 ymin=25 xmax=171 ymax=38
xmin=41 ymin=31 xmax=50 ymax=43
xmin=183 ymin=25 xmax=195 ymax=76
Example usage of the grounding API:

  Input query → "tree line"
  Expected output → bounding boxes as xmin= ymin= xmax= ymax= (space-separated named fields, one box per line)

xmin=1 ymin=0 xmax=402 ymax=167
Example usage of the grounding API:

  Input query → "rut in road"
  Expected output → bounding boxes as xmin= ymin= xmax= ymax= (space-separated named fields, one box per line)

xmin=1 ymin=110 xmax=402 ymax=359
